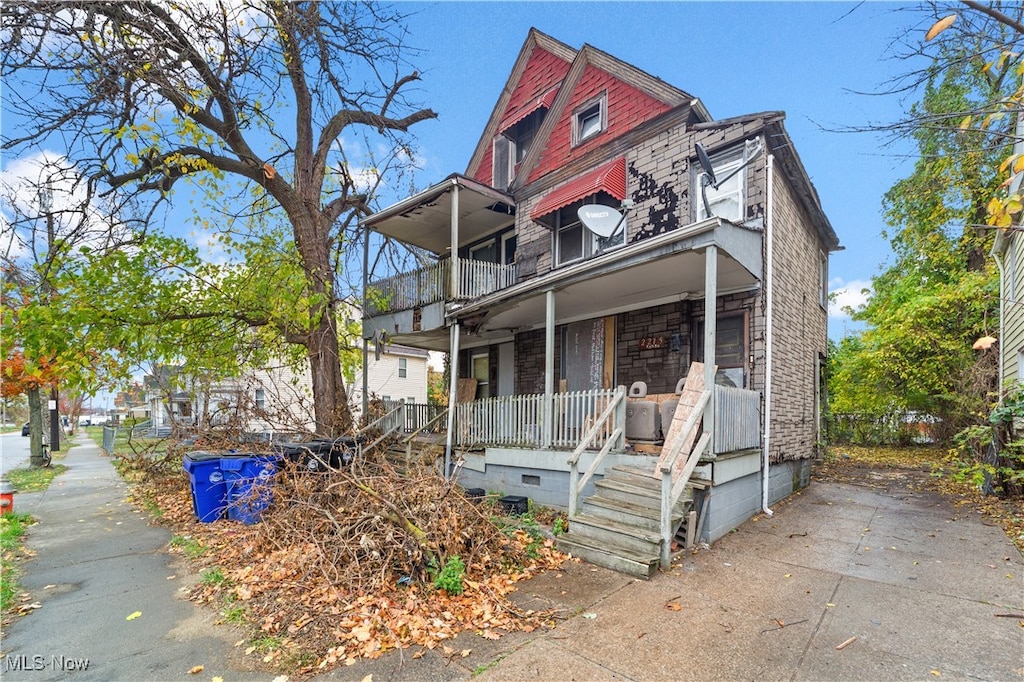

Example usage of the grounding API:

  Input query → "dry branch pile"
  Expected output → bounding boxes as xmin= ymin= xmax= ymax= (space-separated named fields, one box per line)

xmin=135 ymin=443 xmax=568 ymax=674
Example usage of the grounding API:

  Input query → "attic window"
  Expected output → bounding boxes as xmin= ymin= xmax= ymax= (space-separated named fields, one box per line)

xmin=573 ymin=93 xmax=606 ymax=146
xmin=494 ymin=108 xmax=547 ymax=191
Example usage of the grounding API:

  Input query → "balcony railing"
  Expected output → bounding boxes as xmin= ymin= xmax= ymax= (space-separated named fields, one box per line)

xmin=366 ymin=258 xmax=517 ymax=315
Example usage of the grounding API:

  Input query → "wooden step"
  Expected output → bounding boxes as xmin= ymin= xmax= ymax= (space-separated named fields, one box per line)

xmin=582 ymin=494 xmax=690 ymax=532
xmin=567 ymin=513 xmax=662 ymax=556
xmin=555 ymin=535 xmax=659 ymax=579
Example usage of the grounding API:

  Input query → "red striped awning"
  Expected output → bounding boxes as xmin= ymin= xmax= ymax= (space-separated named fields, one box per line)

xmin=531 ymin=158 xmax=627 ymax=220
xmin=499 ymin=87 xmax=559 ymax=132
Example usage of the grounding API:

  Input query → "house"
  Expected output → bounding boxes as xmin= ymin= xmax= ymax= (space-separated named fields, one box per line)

xmin=142 ymin=361 xmax=317 ymax=437
xmin=349 ymin=343 xmax=432 ymax=426
xmin=991 ymin=112 xmax=1024 ymax=396
xmin=360 ymin=29 xmax=839 ymax=575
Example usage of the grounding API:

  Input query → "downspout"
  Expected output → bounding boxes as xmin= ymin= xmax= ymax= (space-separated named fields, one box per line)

xmin=992 ymin=234 xmax=1006 ymax=399
xmin=762 ymin=152 xmax=775 ymax=517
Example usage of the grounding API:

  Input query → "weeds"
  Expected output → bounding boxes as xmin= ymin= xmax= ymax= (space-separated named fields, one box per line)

xmin=0 ymin=512 xmax=34 ymax=612
xmin=430 ymin=555 xmax=466 ymax=595
xmin=200 ymin=567 xmax=229 ymax=586
xmin=170 ymin=534 xmax=208 ymax=559
xmin=5 ymin=465 xmax=66 ymax=492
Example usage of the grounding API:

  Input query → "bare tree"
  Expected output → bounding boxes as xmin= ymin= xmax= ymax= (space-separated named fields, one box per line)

xmin=1 ymin=1 xmax=437 ymax=435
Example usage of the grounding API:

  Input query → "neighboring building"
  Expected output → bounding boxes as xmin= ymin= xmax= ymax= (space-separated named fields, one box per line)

xmin=991 ymin=112 xmax=1024 ymax=396
xmin=349 ymin=344 xmax=431 ymax=420
xmin=142 ymin=361 xmax=317 ymax=436
xmin=361 ymin=29 xmax=839 ymax=573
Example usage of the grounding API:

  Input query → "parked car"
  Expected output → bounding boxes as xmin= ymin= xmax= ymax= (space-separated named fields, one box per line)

xmin=21 ymin=422 xmax=29 ymax=436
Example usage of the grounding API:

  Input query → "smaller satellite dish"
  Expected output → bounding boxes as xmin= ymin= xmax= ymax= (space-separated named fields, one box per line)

xmin=577 ymin=204 xmax=624 ymax=238
xmin=695 ymin=142 xmax=716 ymax=186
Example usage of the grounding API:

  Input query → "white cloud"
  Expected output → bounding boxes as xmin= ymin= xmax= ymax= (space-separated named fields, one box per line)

xmin=829 ymin=279 xmax=872 ymax=318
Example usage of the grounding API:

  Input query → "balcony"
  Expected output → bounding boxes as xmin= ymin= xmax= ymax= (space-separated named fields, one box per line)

xmin=366 ymin=258 xmax=518 ymax=316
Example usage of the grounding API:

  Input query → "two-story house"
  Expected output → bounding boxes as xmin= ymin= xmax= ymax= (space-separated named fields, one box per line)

xmin=361 ymin=30 xmax=840 ymax=576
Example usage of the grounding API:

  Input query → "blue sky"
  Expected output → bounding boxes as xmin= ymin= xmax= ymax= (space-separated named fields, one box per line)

xmin=394 ymin=1 xmax=926 ymax=338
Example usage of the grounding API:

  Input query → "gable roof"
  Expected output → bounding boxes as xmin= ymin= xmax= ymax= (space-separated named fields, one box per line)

xmin=466 ymin=29 xmax=703 ymax=188
xmin=465 ymin=29 xmax=576 ymax=180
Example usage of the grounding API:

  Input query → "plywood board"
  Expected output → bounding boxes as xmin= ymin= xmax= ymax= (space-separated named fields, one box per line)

xmin=657 ymin=362 xmax=714 ymax=479
xmin=456 ymin=378 xmax=478 ymax=404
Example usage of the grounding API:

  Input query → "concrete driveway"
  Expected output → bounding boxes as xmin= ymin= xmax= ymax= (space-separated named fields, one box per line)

xmin=331 ymin=465 xmax=1023 ymax=681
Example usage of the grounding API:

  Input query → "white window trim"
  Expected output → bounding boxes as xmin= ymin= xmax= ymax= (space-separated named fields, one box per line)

xmin=492 ymin=135 xmax=514 ymax=190
xmin=398 ymin=356 xmax=408 ymax=378
xmin=695 ymin=143 xmax=748 ymax=223
xmin=572 ymin=93 xmax=607 ymax=146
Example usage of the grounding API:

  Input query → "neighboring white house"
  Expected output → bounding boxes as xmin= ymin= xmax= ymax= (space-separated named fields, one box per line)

xmin=348 ymin=344 xmax=431 ymax=421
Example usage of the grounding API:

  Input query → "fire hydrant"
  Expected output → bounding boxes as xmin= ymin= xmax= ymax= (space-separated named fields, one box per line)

xmin=0 ymin=477 xmax=15 ymax=516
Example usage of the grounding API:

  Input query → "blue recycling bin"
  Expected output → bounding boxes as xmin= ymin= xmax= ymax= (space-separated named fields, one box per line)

xmin=182 ymin=451 xmax=227 ymax=523
xmin=221 ymin=454 xmax=282 ymax=524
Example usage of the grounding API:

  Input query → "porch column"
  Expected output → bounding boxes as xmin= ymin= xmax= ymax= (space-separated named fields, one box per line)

xmin=450 ymin=182 xmax=460 ymax=298
xmin=361 ymin=222 xmax=370 ymax=417
xmin=704 ymin=245 xmax=717 ymax=454
xmin=544 ymin=289 xmax=555 ymax=448
xmin=443 ymin=321 xmax=461 ymax=481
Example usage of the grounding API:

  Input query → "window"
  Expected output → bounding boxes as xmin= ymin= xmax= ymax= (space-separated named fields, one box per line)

xmin=493 ymin=108 xmax=546 ymax=190
xmin=472 ymin=353 xmax=490 ymax=399
xmin=573 ymin=94 xmax=606 ymax=146
xmin=694 ymin=143 xmax=749 ymax=223
xmin=819 ymin=251 xmax=828 ymax=310
xmin=398 ymin=357 xmax=407 ymax=378
xmin=254 ymin=388 xmax=265 ymax=410
xmin=408 ymin=396 xmax=416 ymax=405
xmin=554 ymin=195 xmax=625 ymax=266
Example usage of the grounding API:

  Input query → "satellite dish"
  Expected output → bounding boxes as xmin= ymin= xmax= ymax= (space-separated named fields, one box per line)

xmin=577 ymin=204 xmax=625 ymax=238
xmin=695 ymin=142 xmax=716 ymax=186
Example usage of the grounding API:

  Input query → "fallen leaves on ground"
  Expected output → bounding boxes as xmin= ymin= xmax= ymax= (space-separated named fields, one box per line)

xmin=814 ymin=445 xmax=1024 ymax=554
xmin=132 ymin=445 xmax=568 ymax=678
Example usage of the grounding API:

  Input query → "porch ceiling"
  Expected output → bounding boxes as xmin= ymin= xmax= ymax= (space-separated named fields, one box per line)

xmin=453 ymin=221 xmax=762 ymax=347
xmin=362 ymin=174 xmax=515 ymax=255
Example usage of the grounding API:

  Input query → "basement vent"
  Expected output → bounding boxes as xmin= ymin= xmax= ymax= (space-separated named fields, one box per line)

xmin=521 ymin=474 xmax=541 ymax=486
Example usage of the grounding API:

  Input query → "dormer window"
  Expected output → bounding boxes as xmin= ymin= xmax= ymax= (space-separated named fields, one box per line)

xmin=573 ymin=93 xmax=606 ymax=146
xmin=493 ymin=108 xmax=547 ymax=190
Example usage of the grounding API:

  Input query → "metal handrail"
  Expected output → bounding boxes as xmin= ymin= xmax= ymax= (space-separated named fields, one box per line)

xmin=567 ymin=385 xmax=626 ymax=517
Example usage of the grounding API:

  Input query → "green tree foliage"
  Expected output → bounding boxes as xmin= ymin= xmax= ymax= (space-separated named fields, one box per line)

xmin=831 ymin=3 xmax=1022 ymax=442
xmin=1 ymin=2 xmax=437 ymax=435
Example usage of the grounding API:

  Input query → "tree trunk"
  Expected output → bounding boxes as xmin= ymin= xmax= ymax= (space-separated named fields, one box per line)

xmin=28 ymin=387 xmax=44 ymax=467
xmin=293 ymin=211 xmax=353 ymax=437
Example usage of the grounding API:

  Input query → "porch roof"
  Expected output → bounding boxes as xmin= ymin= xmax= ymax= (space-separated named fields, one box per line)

xmin=442 ymin=217 xmax=763 ymax=349
xmin=361 ymin=174 xmax=515 ymax=255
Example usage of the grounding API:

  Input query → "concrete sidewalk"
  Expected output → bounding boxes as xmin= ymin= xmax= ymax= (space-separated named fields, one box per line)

xmin=0 ymin=434 xmax=264 ymax=681
xmin=2 ymin=439 xmax=1021 ymax=681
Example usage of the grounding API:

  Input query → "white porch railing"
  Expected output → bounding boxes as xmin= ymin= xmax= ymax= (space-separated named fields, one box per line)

xmin=714 ymin=386 xmax=761 ymax=453
xmin=367 ymin=258 xmax=517 ymax=315
xmin=454 ymin=387 xmax=624 ymax=449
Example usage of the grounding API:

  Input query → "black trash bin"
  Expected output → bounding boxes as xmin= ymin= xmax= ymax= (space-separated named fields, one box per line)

xmin=275 ymin=437 xmax=360 ymax=472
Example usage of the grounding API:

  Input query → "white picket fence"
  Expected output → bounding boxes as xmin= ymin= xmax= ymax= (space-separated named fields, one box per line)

xmin=454 ymin=387 xmax=623 ymax=449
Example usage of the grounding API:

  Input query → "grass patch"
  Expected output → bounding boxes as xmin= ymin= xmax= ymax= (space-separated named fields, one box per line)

xmin=1 ymin=512 xmax=35 ymax=612
xmin=221 ymin=602 xmax=247 ymax=625
xmin=170 ymin=534 xmax=208 ymax=559
xmin=200 ymin=567 xmax=229 ymax=586
xmin=5 ymin=464 xmax=67 ymax=492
